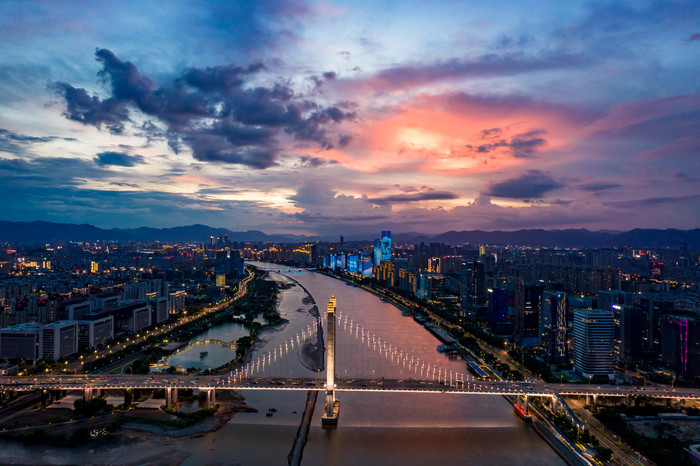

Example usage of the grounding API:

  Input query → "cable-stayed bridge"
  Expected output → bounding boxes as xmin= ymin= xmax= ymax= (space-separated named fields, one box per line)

xmin=1 ymin=296 xmax=698 ymax=425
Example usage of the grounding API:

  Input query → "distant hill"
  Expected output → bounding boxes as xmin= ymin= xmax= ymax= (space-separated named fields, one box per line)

xmin=0 ymin=221 xmax=697 ymax=248
xmin=431 ymin=228 xmax=700 ymax=248
xmin=0 ymin=221 xmax=134 ymax=243
xmin=0 ymin=221 xmax=312 ymax=245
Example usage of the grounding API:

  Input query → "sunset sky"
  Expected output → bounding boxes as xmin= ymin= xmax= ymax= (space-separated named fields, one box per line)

xmin=1 ymin=1 xmax=698 ymax=237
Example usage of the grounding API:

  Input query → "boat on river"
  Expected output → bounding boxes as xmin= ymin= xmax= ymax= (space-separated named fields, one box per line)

xmin=200 ymin=351 xmax=208 ymax=358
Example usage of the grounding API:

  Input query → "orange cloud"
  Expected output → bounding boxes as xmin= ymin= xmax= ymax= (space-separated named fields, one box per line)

xmin=314 ymin=92 xmax=590 ymax=174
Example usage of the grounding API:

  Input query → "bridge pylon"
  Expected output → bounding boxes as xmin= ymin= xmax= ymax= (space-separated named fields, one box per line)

xmin=322 ymin=296 xmax=340 ymax=426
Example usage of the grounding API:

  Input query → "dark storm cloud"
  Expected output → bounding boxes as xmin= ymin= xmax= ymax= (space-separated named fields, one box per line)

xmin=50 ymin=49 xmax=355 ymax=168
xmin=466 ymin=129 xmax=547 ymax=158
xmin=368 ymin=191 xmax=458 ymax=205
xmin=94 ymin=151 xmax=145 ymax=167
xmin=484 ymin=170 xmax=565 ymax=199
xmin=0 ymin=157 xmax=32 ymax=172
xmin=579 ymin=182 xmax=621 ymax=192
xmin=0 ymin=128 xmax=57 ymax=155
xmin=604 ymin=194 xmax=700 ymax=209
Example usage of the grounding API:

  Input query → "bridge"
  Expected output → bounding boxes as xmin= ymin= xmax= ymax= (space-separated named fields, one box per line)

xmin=251 ymin=265 xmax=316 ymax=272
xmin=1 ymin=296 xmax=698 ymax=424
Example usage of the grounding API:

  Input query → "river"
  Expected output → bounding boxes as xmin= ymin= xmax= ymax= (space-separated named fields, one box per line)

xmin=177 ymin=264 xmax=564 ymax=465
xmin=5 ymin=264 xmax=565 ymax=465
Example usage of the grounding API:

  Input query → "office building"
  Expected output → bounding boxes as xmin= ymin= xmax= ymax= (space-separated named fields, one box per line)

xmin=540 ymin=290 xmax=567 ymax=364
xmin=41 ymin=321 xmax=78 ymax=360
xmin=661 ymin=315 xmax=700 ymax=380
xmin=77 ymin=315 xmax=114 ymax=351
xmin=380 ymin=231 xmax=392 ymax=261
xmin=460 ymin=261 xmax=485 ymax=309
xmin=514 ymin=283 xmax=544 ymax=347
xmin=573 ymin=309 xmax=615 ymax=379
xmin=0 ymin=323 xmax=42 ymax=360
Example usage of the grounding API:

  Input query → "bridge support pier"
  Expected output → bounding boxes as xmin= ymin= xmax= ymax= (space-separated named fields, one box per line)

xmin=551 ymin=395 xmax=558 ymax=413
xmin=204 ymin=389 xmax=215 ymax=408
xmin=592 ymin=394 xmax=598 ymax=409
xmin=166 ymin=387 xmax=178 ymax=407
xmin=84 ymin=388 xmax=95 ymax=402
xmin=626 ymin=394 xmax=631 ymax=408
xmin=515 ymin=394 xmax=530 ymax=414
xmin=676 ymin=398 xmax=683 ymax=411
xmin=322 ymin=296 xmax=340 ymax=426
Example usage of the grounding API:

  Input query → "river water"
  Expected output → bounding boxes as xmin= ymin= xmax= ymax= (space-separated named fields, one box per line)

xmin=177 ymin=264 xmax=564 ymax=465
xmin=6 ymin=264 xmax=564 ymax=465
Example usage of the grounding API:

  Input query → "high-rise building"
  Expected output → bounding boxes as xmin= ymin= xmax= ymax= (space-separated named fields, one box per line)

xmin=41 ymin=321 xmax=78 ymax=360
xmin=373 ymin=239 xmax=382 ymax=267
xmin=380 ymin=231 xmax=392 ymax=261
xmin=489 ymin=288 xmax=509 ymax=331
xmin=573 ymin=309 xmax=615 ymax=379
xmin=460 ymin=261 xmax=485 ymax=309
xmin=514 ymin=283 xmax=544 ymax=347
xmin=620 ymin=306 xmax=650 ymax=361
xmin=661 ymin=315 xmax=700 ymax=380
xmin=539 ymin=290 xmax=567 ymax=364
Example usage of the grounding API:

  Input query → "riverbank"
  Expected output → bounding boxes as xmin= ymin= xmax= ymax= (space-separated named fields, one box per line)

xmin=0 ymin=391 xmax=257 ymax=465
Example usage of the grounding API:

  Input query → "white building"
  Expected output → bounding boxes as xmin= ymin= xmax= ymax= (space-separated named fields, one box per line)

xmin=41 ymin=321 xmax=78 ymax=360
xmin=573 ymin=308 xmax=615 ymax=379
xmin=78 ymin=315 xmax=114 ymax=351
xmin=169 ymin=290 xmax=186 ymax=314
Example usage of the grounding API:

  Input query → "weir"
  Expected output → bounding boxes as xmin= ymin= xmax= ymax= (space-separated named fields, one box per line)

xmin=322 ymin=295 xmax=340 ymax=426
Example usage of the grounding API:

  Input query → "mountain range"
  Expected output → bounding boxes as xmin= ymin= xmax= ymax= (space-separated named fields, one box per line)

xmin=0 ymin=221 xmax=698 ymax=249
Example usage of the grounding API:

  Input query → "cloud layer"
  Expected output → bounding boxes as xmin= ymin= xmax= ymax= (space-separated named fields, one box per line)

xmin=52 ymin=49 xmax=355 ymax=169
xmin=0 ymin=1 xmax=699 ymax=236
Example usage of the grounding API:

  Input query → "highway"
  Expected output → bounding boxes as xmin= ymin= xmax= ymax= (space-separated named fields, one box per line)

xmin=62 ymin=269 xmax=253 ymax=373
xmin=2 ymin=375 xmax=699 ymax=401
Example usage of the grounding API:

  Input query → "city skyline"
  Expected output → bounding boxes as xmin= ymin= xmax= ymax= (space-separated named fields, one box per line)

xmin=1 ymin=1 xmax=699 ymax=236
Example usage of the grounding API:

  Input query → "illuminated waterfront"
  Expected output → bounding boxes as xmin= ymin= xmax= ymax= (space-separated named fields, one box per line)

xmin=174 ymin=264 xmax=564 ymax=465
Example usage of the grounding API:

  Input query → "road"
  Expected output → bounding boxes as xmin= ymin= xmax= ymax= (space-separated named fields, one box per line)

xmin=59 ymin=270 xmax=253 ymax=373
xmin=3 ymin=374 xmax=700 ymax=402
xmin=567 ymin=398 xmax=653 ymax=466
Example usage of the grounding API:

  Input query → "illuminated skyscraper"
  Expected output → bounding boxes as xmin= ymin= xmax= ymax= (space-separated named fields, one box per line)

xmin=573 ymin=308 xmax=615 ymax=379
xmin=539 ymin=290 xmax=567 ymax=364
xmin=380 ymin=230 xmax=392 ymax=261
xmin=373 ymin=239 xmax=382 ymax=266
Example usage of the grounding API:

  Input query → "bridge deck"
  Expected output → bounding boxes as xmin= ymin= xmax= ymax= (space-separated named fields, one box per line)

xmin=1 ymin=376 xmax=698 ymax=400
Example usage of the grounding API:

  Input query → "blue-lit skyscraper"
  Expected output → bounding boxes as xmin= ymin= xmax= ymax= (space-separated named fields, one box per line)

xmin=374 ymin=239 xmax=382 ymax=266
xmin=380 ymin=230 xmax=392 ymax=261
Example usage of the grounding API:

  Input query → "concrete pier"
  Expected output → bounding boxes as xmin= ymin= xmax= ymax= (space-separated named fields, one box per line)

xmin=322 ymin=296 xmax=339 ymax=426
xmin=166 ymin=387 xmax=178 ymax=406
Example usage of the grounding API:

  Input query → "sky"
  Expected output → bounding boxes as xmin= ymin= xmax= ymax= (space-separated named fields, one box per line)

xmin=0 ymin=0 xmax=698 ymax=237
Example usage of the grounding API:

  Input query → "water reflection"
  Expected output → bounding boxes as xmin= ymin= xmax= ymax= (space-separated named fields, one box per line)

xmin=198 ymin=263 xmax=565 ymax=465
xmin=166 ymin=321 xmax=250 ymax=370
